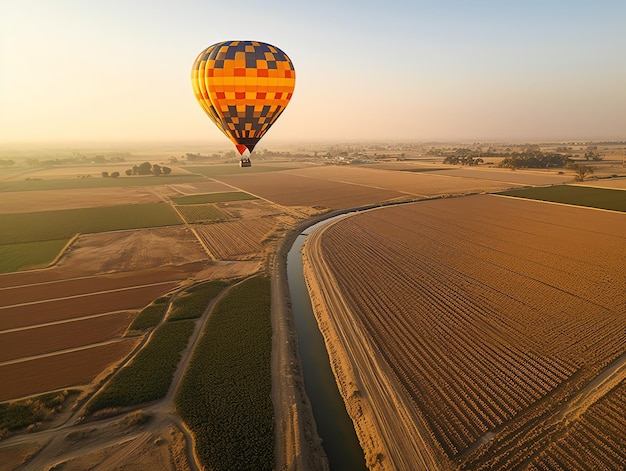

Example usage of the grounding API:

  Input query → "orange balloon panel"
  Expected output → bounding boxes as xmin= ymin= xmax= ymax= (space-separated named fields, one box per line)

xmin=191 ymin=41 xmax=296 ymax=154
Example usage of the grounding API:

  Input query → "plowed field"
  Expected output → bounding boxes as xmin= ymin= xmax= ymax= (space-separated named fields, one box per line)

xmin=0 ymin=260 xmax=202 ymax=402
xmin=0 ymin=339 xmax=139 ymax=401
xmin=304 ymin=194 xmax=626 ymax=469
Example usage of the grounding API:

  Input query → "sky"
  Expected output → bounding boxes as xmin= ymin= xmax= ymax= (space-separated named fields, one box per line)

xmin=1 ymin=0 xmax=625 ymax=146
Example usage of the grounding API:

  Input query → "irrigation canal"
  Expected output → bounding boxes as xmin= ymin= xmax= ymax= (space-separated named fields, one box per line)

xmin=287 ymin=216 xmax=367 ymax=470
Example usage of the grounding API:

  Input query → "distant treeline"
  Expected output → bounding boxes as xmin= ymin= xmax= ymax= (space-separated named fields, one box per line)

xmin=439 ymin=144 xmax=604 ymax=169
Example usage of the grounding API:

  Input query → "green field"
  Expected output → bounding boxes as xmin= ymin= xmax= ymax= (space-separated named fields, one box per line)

xmin=126 ymin=296 xmax=171 ymax=333
xmin=167 ymin=280 xmax=230 ymax=321
xmin=186 ymin=164 xmax=293 ymax=177
xmin=175 ymin=276 xmax=274 ymax=470
xmin=176 ymin=204 xmax=229 ymax=223
xmin=0 ymin=203 xmax=182 ymax=245
xmin=0 ymin=174 xmax=206 ymax=192
xmin=0 ymin=239 xmax=69 ymax=273
xmin=172 ymin=191 xmax=256 ymax=205
xmin=0 ymin=202 xmax=183 ymax=272
xmin=498 ymin=185 xmax=626 ymax=212
xmin=85 ymin=320 xmax=195 ymax=414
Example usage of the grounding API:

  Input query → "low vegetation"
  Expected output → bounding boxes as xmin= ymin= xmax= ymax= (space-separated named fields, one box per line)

xmin=0 ymin=238 xmax=68 ymax=273
xmin=0 ymin=390 xmax=77 ymax=438
xmin=0 ymin=203 xmax=182 ymax=246
xmin=84 ymin=320 xmax=194 ymax=415
xmin=176 ymin=204 xmax=229 ymax=223
xmin=126 ymin=296 xmax=171 ymax=333
xmin=172 ymin=191 xmax=256 ymax=204
xmin=167 ymin=280 xmax=230 ymax=321
xmin=175 ymin=276 xmax=274 ymax=470
xmin=498 ymin=185 xmax=626 ymax=212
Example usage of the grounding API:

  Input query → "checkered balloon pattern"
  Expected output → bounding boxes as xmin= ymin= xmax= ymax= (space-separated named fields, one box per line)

xmin=191 ymin=41 xmax=296 ymax=154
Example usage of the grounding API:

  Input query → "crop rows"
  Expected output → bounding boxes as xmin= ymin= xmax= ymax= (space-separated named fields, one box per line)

xmin=313 ymin=195 xmax=625 ymax=460
xmin=510 ymin=380 xmax=626 ymax=470
xmin=194 ymin=217 xmax=276 ymax=259
xmin=167 ymin=280 xmax=230 ymax=321
xmin=175 ymin=276 xmax=274 ymax=470
xmin=176 ymin=204 xmax=229 ymax=223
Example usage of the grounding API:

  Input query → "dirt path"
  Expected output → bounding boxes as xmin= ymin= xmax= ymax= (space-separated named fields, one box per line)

xmin=270 ymin=227 xmax=329 ymax=471
xmin=302 ymin=215 xmax=449 ymax=470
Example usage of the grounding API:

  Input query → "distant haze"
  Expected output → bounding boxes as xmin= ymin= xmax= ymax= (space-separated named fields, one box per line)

xmin=1 ymin=0 xmax=625 ymax=145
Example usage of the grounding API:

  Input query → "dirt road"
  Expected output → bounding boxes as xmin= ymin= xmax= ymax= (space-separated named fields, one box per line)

xmin=303 ymin=215 xmax=450 ymax=471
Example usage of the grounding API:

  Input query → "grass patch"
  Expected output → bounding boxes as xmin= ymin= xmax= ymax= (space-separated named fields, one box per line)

xmin=0 ymin=238 xmax=68 ymax=273
xmin=186 ymin=165 xmax=293 ymax=177
xmin=0 ymin=175 xmax=206 ymax=192
xmin=175 ymin=276 xmax=274 ymax=470
xmin=126 ymin=296 xmax=171 ymax=333
xmin=167 ymin=280 xmax=230 ymax=321
xmin=172 ymin=191 xmax=256 ymax=204
xmin=0 ymin=390 xmax=77 ymax=438
xmin=498 ymin=185 xmax=626 ymax=212
xmin=176 ymin=204 xmax=229 ymax=223
xmin=0 ymin=203 xmax=182 ymax=245
xmin=85 ymin=320 xmax=195 ymax=414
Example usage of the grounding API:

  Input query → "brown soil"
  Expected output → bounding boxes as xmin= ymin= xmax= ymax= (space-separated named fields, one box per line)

xmin=0 ymin=311 xmax=134 ymax=363
xmin=0 ymin=339 xmax=139 ymax=401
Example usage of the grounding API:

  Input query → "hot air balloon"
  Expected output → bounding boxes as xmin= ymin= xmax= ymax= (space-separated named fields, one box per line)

xmin=191 ymin=41 xmax=296 ymax=165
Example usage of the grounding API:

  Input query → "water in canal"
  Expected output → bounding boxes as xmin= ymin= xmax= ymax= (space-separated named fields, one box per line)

xmin=287 ymin=220 xmax=367 ymax=470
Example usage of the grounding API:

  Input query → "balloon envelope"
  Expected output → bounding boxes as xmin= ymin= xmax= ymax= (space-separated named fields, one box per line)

xmin=191 ymin=40 xmax=296 ymax=154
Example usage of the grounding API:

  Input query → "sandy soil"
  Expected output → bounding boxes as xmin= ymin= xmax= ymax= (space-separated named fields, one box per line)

xmin=55 ymin=227 xmax=208 ymax=275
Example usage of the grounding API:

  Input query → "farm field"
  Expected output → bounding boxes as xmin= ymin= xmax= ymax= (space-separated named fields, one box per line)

xmin=575 ymin=177 xmax=626 ymax=190
xmin=499 ymin=185 xmax=626 ymax=212
xmin=0 ymin=186 xmax=163 ymax=214
xmin=303 ymin=194 xmax=626 ymax=469
xmin=0 ymin=264 xmax=196 ymax=400
xmin=211 ymin=164 xmax=564 ymax=210
xmin=284 ymin=165 xmax=569 ymax=193
xmin=2 ymin=150 xmax=621 ymax=469
xmin=0 ymin=339 xmax=139 ymax=402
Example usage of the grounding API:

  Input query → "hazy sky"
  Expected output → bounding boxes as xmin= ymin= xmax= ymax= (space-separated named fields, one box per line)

xmin=1 ymin=0 xmax=625 ymax=146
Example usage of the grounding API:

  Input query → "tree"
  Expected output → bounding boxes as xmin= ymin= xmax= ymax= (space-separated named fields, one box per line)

xmin=152 ymin=164 xmax=162 ymax=176
xmin=584 ymin=146 xmax=602 ymax=161
xmin=568 ymin=163 xmax=594 ymax=181
xmin=111 ymin=171 xmax=120 ymax=178
xmin=162 ymin=166 xmax=172 ymax=175
xmin=125 ymin=169 xmax=133 ymax=176
xmin=138 ymin=162 xmax=152 ymax=175
xmin=101 ymin=171 xmax=109 ymax=178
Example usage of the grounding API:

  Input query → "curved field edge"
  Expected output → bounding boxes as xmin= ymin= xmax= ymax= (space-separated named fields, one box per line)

xmin=175 ymin=275 xmax=274 ymax=470
xmin=304 ymin=195 xmax=625 ymax=469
